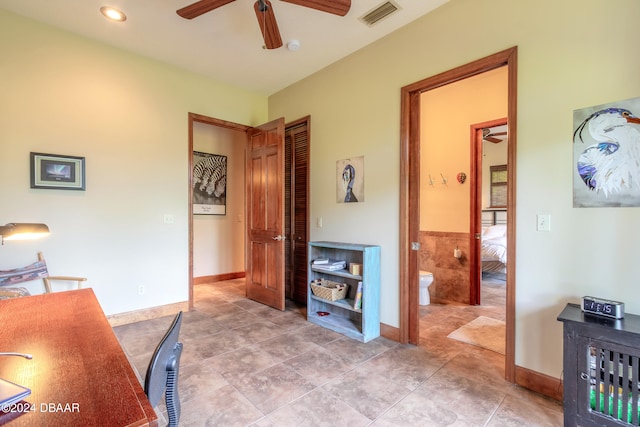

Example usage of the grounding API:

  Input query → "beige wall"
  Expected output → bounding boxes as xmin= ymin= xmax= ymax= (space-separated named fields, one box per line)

xmin=269 ymin=0 xmax=640 ymax=379
xmin=0 ymin=9 xmax=267 ymax=315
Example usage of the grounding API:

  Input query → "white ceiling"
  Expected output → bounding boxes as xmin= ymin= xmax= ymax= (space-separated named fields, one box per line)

xmin=0 ymin=0 xmax=448 ymax=95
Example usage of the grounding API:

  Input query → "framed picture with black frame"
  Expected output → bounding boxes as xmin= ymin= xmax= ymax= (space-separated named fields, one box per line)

xmin=30 ymin=152 xmax=86 ymax=190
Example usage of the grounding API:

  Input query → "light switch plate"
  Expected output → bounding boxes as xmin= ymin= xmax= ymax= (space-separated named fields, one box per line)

xmin=537 ymin=214 xmax=550 ymax=232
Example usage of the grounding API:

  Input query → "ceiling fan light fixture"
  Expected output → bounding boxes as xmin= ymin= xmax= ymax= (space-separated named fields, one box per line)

xmin=100 ymin=6 xmax=127 ymax=22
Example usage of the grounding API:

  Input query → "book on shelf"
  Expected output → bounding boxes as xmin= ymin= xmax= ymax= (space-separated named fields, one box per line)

xmin=312 ymin=259 xmax=346 ymax=270
xmin=353 ymin=281 xmax=363 ymax=309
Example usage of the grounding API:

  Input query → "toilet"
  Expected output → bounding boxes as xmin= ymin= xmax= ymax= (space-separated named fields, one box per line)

xmin=419 ymin=270 xmax=434 ymax=305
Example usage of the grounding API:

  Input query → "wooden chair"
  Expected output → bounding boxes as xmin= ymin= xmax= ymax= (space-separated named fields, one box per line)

xmin=36 ymin=252 xmax=87 ymax=293
xmin=0 ymin=252 xmax=87 ymax=299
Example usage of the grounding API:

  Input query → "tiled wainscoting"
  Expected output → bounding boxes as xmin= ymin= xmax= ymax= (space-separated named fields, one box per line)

xmin=419 ymin=231 xmax=470 ymax=304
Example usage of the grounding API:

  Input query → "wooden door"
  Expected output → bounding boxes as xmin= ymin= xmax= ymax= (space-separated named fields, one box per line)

xmin=469 ymin=126 xmax=485 ymax=305
xmin=245 ymin=118 xmax=286 ymax=310
xmin=470 ymin=118 xmax=507 ymax=305
xmin=284 ymin=119 xmax=309 ymax=305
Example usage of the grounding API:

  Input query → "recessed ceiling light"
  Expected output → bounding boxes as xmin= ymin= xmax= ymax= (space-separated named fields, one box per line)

xmin=100 ymin=6 xmax=127 ymax=22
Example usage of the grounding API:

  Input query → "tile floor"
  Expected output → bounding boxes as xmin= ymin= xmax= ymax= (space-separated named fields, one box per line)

xmin=113 ymin=277 xmax=563 ymax=426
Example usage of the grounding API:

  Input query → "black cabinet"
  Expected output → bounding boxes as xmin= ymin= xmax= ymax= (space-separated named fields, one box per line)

xmin=558 ymin=303 xmax=640 ymax=426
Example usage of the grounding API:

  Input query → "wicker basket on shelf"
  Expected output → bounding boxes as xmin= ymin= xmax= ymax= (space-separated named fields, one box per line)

xmin=310 ymin=279 xmax=348 ymax=302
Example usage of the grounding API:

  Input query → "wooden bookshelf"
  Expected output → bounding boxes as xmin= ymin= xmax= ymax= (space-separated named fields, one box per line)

xmin=307 ymin=241 xmax=380 ymax=342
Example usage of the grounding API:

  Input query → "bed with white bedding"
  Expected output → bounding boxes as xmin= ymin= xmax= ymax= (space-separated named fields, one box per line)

xmin=481 ymin=224 xmax=507 ymax=273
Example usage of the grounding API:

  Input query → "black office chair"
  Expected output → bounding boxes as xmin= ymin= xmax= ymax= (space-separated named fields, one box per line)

xmin=144 ymin=311 xmax=183 ymax=427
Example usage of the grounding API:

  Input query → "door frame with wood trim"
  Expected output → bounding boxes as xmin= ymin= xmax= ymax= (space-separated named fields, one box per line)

xmin=187 ymin=113 xmax=308 ymax=313
xmin=399 ymin=46 xmax=518 ymax=382
xmin=187 ymin=113 xmax=251 ymax=310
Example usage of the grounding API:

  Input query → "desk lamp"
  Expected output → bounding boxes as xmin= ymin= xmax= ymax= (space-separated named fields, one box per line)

xmin=0 ymin=224 xmax=45 ymax=407
xmin=0 ymin=353 xmax=32 ymax=359
xmin=0 ymin=223 xmax=50 ymax=245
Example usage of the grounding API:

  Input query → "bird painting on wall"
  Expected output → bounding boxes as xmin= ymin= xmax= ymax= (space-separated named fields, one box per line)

xmin=573 ymin=99 xmax=640 ymax=207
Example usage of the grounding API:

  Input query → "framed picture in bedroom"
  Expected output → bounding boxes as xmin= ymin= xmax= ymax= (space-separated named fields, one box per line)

xmin=30 ymin=152 xmax=86 ymax=190
xmin=192 ymin=151 xmax=227 ymax=215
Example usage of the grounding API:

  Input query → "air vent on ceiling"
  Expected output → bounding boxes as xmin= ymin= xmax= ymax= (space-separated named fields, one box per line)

xmin=360 ymin=1 xmax=400 ymax=27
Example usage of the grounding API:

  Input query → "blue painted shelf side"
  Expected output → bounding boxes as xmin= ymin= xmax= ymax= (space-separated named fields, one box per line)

xmin=307 ymin=241 xmax=380 ymax=342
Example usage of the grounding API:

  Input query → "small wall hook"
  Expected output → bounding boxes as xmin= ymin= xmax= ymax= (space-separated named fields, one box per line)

xmin=440 ymin=173 xmax=447 ymax=185
xmin=428 ymin=174 xmax=434 ymax=186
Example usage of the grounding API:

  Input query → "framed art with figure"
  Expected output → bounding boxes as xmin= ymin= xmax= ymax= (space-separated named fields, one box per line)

xmin=336 ymin=156 xmax=364 ymax=203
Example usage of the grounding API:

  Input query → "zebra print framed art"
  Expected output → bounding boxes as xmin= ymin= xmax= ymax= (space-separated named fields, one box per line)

xmin=192 ymin=151 xmax=227 ymax=215
xmin=30 ymin=152 xmax=86 ymax=190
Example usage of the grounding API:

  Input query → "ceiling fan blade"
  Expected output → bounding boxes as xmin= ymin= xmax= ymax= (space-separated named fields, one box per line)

xmin=254 ymin=0 xmax=283 ymax=49
xmin=177 ymin=0 xmax=236 ymax=19
xmin=484 ymin=136 xmax=502 ymax=143
xmin=490 ymin=132 xmax=508 ymax=136
xmin=281 ymin=0 xmax=351 ymax=16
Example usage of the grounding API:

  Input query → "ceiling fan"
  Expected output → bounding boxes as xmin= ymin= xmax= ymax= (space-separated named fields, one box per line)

xmin=483 ymin=128 xmax=507 ymax=143
xmin=177 ymin=0 xmax=351 ymax=49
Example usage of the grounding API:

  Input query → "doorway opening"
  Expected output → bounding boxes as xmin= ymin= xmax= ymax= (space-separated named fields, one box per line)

xmin=187 ymin=113 xmax=310 ymax=311
xmin=400 ymin=47 xmax=517 ymax=381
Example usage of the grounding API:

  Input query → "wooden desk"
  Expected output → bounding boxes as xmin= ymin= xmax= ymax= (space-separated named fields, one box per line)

xmin=0 ymin=289 xmax=158 ymax=426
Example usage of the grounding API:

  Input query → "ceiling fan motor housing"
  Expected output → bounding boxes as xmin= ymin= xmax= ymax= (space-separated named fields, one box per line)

xmin=177 ymin=0 xmax=351 ymax=49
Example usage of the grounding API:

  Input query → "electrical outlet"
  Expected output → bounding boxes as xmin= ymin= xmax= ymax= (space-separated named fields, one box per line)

xmin=138 ymin=285 xmax=145 ymax=295
xmin=163 ymin=214 xmax=174 ymax=224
